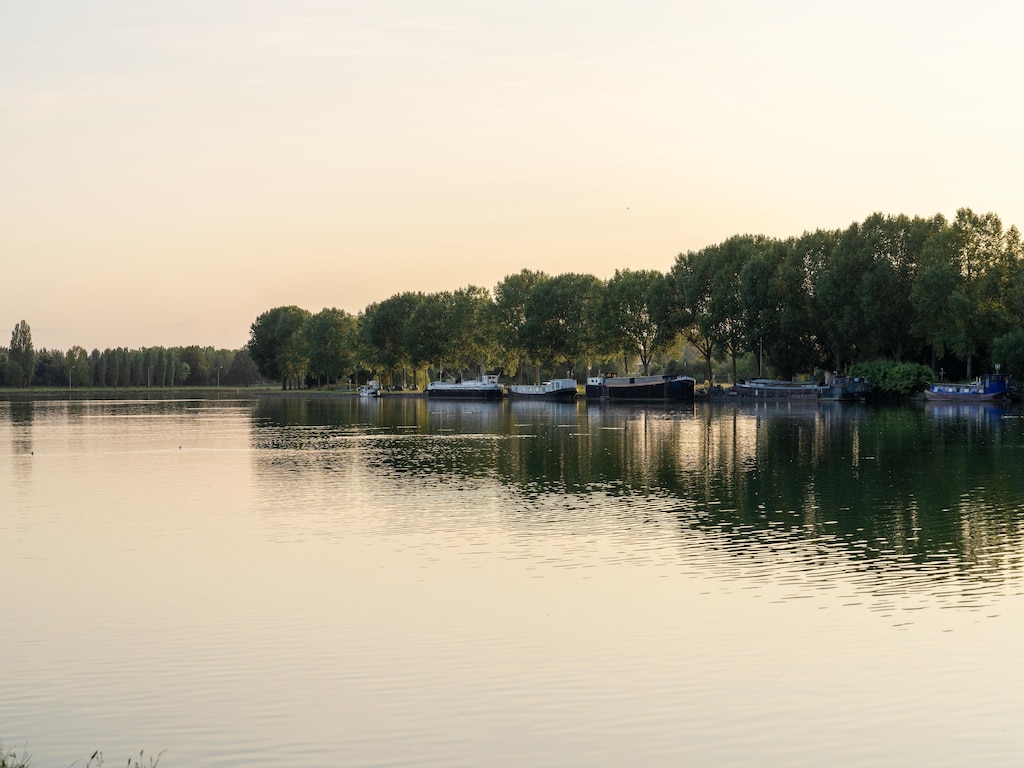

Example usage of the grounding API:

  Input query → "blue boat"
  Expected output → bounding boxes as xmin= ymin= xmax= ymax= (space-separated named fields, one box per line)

xmin=924 ymin=372 xmax=1011 ymax=402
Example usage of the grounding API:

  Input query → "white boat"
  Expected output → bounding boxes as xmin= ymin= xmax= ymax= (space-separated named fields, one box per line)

xmin=508 ymin=378 xmax=578 ymax=401
xmin=426 ymin=373 xmax=504 ymax=400
xmin=357 ymin=380 xmax=381 ymax=397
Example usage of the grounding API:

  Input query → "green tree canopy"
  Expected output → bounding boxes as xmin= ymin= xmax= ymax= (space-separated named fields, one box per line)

xmin=360 ymin=292 xmax=423 ymax=380
xmin=247 ymin=305 xmax=312 ymax=388
xmin=522 ymin=273 xmax=603 ymax=376
xmin=668 ymin=247 xmax=727 ymax=383
xmin=492 ymin=269 xmax=549 ymax=380
xmin=404 ymin=291 xmax=455 ymax=376
xmin=599 ymin=269 xmax=669 ymax=375
xmin=65 ymin=346 xmax=90 ymax=387
xmin=302 ymin=307 xmax=358 ymax=387
xmin=8 ymin=320 xmax=34 ymax=387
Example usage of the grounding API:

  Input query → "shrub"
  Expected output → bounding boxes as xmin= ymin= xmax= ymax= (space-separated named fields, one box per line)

xmin=851 ymin=360 xmax=933 ymax=396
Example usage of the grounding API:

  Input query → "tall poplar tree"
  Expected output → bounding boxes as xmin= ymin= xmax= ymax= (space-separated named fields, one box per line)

xmin=8 ymin=320 xmax=35 ymax=387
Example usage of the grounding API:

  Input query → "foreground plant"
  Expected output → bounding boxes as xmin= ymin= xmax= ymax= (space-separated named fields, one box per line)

xmin=0 ymin=745 xmax=164 ymax=768
xmin=84 ymin=750 xmax=164 ymax=768
xmin=0 ymin=745 xmax=29 ymax=768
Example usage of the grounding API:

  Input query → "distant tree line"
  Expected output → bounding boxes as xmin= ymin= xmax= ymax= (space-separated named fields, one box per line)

xmin=246 ymin=209 xmax=1024 ymax=391
xmin=10 ymin=208 xmax=1022 ymax=391
xmin=0 ymin=324 xmax=262 ymax=388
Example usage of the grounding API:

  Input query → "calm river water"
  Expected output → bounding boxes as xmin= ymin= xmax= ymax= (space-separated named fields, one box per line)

xmin=3 ymin=395 xmax=1024 ymax=767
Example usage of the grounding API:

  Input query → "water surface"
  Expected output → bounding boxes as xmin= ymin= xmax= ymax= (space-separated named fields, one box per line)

xmin=3 ymin=396 xmax=1024 ymax=766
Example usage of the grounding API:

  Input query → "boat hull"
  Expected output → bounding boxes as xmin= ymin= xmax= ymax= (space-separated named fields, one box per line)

xmin=734 ymin=377 xmax=871 ymax=401
xmin=426 ymin=385 xmax=504 ymax=400
xmin=924 ymin=373 xmax=1010 ymax=403
xmin=924 ymin=391 xmax=1007 ymax=402
xmin=508 ymin=379 xmax=578 ymax=401
xmin=427 ymin=373 xmax=505 ymax=400
xmin=586 ymin=375 xmax=695 ymax=402
xmin=508 ymin=390 xmax=576 ymax=401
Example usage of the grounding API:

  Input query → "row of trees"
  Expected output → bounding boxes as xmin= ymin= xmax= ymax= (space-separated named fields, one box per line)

xmin=2 ymin=323 xmax=262 ymax=388
xmin=10 ymin=207 xmax=1021 ymax=391
xmin=248 ymin=208 xmax=1024 ymax=390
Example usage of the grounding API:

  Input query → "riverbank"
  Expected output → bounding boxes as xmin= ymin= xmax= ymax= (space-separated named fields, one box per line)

xmin=0 ymin=386 xmax=274 ymax=400
xmin=0 ymin=385 xmax=432 ymax=400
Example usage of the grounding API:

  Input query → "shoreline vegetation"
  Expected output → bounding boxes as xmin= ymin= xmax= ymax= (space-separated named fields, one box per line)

xmin=0 ymin=379 xmax=938 ymax=401
xmin=6 ymin=210 xmax=1024 ymax=397
xmin=0 ymin=745 xmax=162 ymax=768
xmin=233 ymin=208 xmax=1024 ymax=398
xmin=0 ymin=384 xmax=410 ymax=398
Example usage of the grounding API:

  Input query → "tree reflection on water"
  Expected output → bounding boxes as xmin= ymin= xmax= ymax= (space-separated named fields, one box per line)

xmin=252 ymin=395 xmax=1024 ymax=584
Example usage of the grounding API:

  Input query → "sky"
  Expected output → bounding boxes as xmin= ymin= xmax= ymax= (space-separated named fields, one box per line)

xmin=3 ymin=1 xmax=1024 ymax=352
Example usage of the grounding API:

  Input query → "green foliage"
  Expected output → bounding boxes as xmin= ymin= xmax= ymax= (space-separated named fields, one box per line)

xmin=991 ymin=329 xmax=1024 ymax=381
xmin=448 ymin=285 xmax=497 ymax=372
xmin=851 ymin=360 xmax=933 ymax=396
xmin=247 ymin=305 xmax=312 ymax=388
xmin=522 ymin=273 xmax=603 ymax=376
xmin=12 ymin=208 xmax=1024 ymax=392
xmin=8 ymin=320 xmax=34 ymax=387
xmin=175 ymin=360 xmax=191 ymax=385
xmin=492 ymin=269 xmax=549 ymax=377
xmin=65 ymin=346 xmax=90 ymax=387
xmin=225 ymin=348 xmax=262 ymax=386
xmin=32 ymin=348 xmax=66 ymax=386
xmin=179 ymin=346 xmax=211 ymax=385
xmin=359 ymin=292 xmax=423 ymax=376
xmin=668 ymin=247 xmax=723 ymax=382
xmin=599 ymin=269 xmax=667 ymax=375
xmin=403 ymin=291 xmax=453 ymax=374
xmin=0 ymin=332 xmax=252 ymax=389
xmin=4 ymin=360 xmax=23 ymax=389
xmin=302 ymin=307 xmax=357 ymax=387
xmin=403 ymin=287 xmax=497 ymax=379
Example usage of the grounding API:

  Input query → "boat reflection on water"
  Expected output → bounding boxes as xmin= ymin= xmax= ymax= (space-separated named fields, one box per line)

xmin=925 ymin=400 xmax=1012 ymax=424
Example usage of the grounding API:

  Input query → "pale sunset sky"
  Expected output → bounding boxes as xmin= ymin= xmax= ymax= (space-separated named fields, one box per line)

xmin=3 ymin=1 xmax=1023 ymax=351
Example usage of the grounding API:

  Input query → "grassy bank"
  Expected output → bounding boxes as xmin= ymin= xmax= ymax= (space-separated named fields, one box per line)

xmin=0 ymin=385 xmax=276 ymax=400
xmin=0 ymin=385 xmax=434 ymax=401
